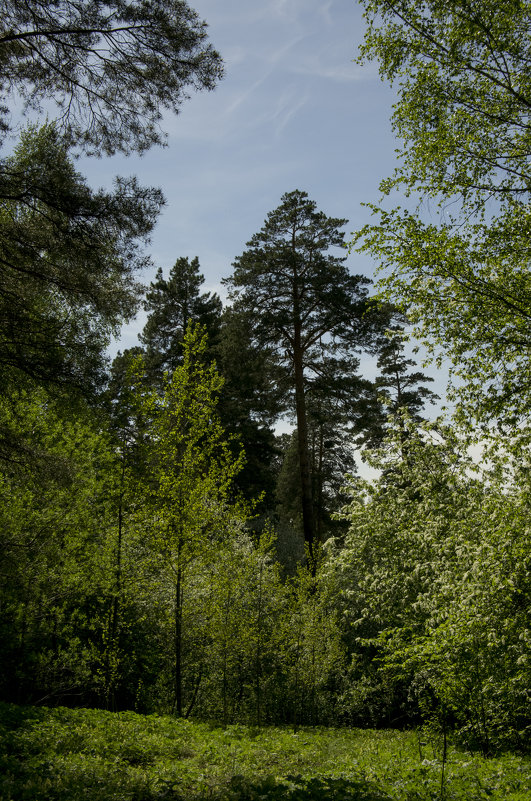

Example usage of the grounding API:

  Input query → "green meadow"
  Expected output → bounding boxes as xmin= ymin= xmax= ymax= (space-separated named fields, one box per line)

xmin=1 ymin=704 xmax=529 ymax=801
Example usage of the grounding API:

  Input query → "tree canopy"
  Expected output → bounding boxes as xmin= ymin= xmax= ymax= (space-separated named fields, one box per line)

xmin=0 ymin=0 xmax=224 ymax=155
xmin=0 ymin=124 xmax=161 ymax=400
xmin=226 ymin=190 xmax=385 ymax=559
xmin=140 ymin=257 xmax=222 ymax=380
xmin=352 ymin=0 xmax=531 ymax=431
xmin=0 ymin=0 xmax=223 ymax=406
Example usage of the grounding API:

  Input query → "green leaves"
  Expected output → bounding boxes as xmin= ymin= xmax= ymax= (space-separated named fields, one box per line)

xmin=359 ymin=0 xmax=531 ymax=206
xmin=143 ymin=323 xmax=246 ymax=570
xmin=354 ymin=0 xmax=531 ymax=431
xmin=332 ymin=417 xmax=531 ymax=751
xmin=2 ymin=703 xmax=529 ymax=800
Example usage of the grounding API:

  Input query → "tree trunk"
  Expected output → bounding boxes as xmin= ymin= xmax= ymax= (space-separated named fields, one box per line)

xmin=293 ymin=343 xmax=316 ymax=568
xmin=174 ymin=563 xmax=183 ymax=717
xmin=316 ymin=420 xmax=324 ymax=544
xmin=105 ymin=441 xmax=126 ymax=711
xmin=254 ymin=556 xmax=264 ymax=728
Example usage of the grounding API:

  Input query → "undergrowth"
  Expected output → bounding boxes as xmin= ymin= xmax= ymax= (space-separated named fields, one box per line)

xmin=0 ymin=703 xmax=529 ymax=800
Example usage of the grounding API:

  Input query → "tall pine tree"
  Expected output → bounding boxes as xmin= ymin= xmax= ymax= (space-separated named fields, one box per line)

xmin=226 ymin=190 xmax=386 ymax=565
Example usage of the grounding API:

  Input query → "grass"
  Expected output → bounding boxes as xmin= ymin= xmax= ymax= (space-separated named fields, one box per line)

xmin=0 ymin=703 xmax=530 ymax=800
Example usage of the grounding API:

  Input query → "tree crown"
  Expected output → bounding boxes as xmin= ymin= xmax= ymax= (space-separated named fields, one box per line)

xmin=0 ymin=0 xmax=224 ymax=155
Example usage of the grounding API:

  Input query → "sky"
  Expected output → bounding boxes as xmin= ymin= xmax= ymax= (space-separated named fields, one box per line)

xmin=74 ymin=0 xmax=448 ymax=411
xmin=79 ymin=2 xmax=396 ymax=341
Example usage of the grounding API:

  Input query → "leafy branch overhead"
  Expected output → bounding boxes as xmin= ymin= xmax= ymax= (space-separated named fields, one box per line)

xmin=0 ymin=0 xmax=224 ymax=155
xmin=0 ymin=0 xmax=223 ymax=402
xmin=352 ymin=0 xmax=531 ymax=430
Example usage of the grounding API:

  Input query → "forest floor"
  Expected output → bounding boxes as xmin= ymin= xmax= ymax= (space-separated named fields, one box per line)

xmin=0 ymin=703 xmax=529 ymax=800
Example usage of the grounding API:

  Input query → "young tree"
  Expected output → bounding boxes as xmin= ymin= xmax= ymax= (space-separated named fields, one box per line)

xmin=352 ymin=0 xmax=531 ymax=431
xmin=226 ymin=190 xmax=385 ymax=563
xmin=141 ymin=323 xmax=247 ymax=716
xmin=0 ymin=0 xmax=223 ymax=156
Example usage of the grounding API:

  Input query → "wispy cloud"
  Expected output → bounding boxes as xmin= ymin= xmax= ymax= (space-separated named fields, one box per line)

xmin=319 ymin=0 xmax=334 ymax=27
xmin=293 ymin=56 xmax=366 ymax=83
xmin=270 ymin=85 xmax=310 ymax=137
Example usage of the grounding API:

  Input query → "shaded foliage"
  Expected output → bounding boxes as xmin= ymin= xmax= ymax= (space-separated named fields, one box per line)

xmin=0 ymin=0 xmax=223 ymax=155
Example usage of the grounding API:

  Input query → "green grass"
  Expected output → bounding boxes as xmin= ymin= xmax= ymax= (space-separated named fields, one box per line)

xmin=0 ymin=703 xmax=529 ymax=800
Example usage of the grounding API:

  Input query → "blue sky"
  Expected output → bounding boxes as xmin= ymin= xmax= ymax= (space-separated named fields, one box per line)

xmin=75 ymin=0 xmax=448 ymax=416
xmin=81 ymin=0 xmax=399 ymax=350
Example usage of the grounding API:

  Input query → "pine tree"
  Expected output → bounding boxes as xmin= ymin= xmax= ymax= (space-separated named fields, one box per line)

xmin=374 ymin=330 xmax=439 ymax=438
xmin=226 ymin=190 xmax=386 ymax=566
xmin=217 ymin=306 xmax=284 ymax=512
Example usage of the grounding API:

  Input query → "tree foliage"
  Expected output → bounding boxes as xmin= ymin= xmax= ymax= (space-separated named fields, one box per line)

xmin=352 ymin=0 xmax=531 ymax=429
xmin=140 ymin=256 xmax=222 ymax=382
xmin=139 ymin=323 xmax=247 ymax=715
xmin=226 ymin=190 xmax=384 ymax=558
xmin=331 ymin=417 xmax=531 ymax=751
xmin=0 ymin=0 xmax=223 ymax=420
xmin=0 ymin=125 xmax=161 ymax=401
xmin=0 ymin=0 xmax=223 ymax=155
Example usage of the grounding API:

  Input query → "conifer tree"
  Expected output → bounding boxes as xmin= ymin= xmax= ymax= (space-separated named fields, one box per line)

xmin=140 ymin=256 xmax=222 ymax=381
xmin=226 ymin=190 xmax=385 ymax=565
xmin=372 ymin=330 xmax=439 ymax=442
xmin=217 ymin=306 xmax=284 ymax=512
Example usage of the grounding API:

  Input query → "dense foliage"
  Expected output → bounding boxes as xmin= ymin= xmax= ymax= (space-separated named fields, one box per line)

xmin=329 ymin=417 xmax=531 ymax=753
xmin=352 ymin=0 xmax=531 ymax=429
xmin=1 ymin=192 xmax=528 ymax=756
xmin=0 ymin=1 xmax=529 ymax=792
xmin=0 ymin=125 xmax=161 ymax=404
xmin=226 ymin=190 xmax=389 ymax=560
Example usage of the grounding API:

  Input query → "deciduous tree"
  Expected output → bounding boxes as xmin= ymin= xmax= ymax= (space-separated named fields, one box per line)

xmin=140 ymin=323 xmax=247 ymax=715
xmin=352 ymin=0 xmax=531 ymax=431
xmin=331 ymin=417 xmax=531 ymax=750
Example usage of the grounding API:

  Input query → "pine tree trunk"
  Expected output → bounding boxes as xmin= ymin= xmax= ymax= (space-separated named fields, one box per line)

xmin=293 ymin=343 xmax=316 ymax=567
xmin=316 ymin=421 xmax=324 ymax=544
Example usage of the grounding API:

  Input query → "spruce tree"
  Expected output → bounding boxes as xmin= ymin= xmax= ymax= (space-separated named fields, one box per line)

xmin=374 ymin=330 xmax=439 ymax=438
xmin=140 ymin=256 xmax=222 ymax=381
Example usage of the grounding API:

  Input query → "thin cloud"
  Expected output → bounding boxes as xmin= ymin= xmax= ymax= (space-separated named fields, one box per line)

xmin=294 ymin=57 xmax=367 ymax=83
xmin=270 ymin=86 xmax=309 ymax=137
xmin=319 ymin=1 xmax=334 ymax=27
